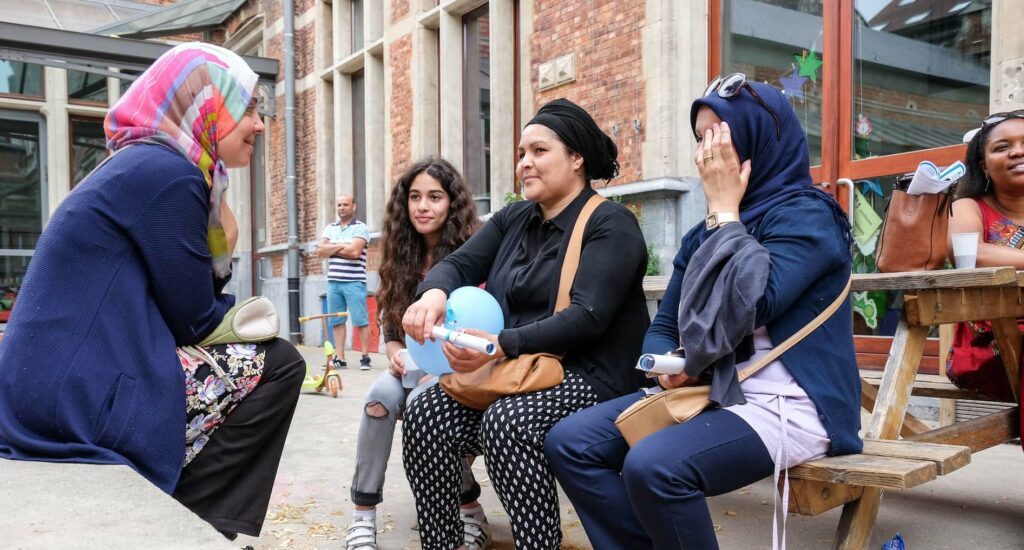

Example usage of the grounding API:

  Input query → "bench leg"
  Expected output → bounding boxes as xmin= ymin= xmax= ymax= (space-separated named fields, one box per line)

xmin=833 ymin=487 xmax=882 ymax=549
xmin=990 ymin=317 xmax=1021 ymax=402
xmin=833 ymin=320 xmax=929 ymax=549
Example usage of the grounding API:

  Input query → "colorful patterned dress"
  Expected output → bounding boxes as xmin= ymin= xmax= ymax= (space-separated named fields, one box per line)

xmin=178 ymin=343 xmax=269 ymax=466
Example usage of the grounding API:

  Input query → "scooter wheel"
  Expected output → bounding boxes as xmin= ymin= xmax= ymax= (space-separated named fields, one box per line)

xmin=328 ymin=374 xmax=342 ymax=398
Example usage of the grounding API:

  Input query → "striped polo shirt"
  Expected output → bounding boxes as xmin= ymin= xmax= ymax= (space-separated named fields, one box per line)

xmin=321 ymin=219 xmax=369 ymax=282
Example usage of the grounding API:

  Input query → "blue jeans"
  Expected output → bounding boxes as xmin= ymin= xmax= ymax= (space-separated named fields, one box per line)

xmin=545 ymin=392 xmax=774 ymax=550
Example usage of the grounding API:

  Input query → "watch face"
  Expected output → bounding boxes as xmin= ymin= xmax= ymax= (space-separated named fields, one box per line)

xmin=705 ymin=213 xmax=718 ymax=230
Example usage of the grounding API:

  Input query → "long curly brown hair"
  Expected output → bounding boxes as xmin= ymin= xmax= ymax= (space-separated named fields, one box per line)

xmin=377 ymin=157 xmax=479 ymax=340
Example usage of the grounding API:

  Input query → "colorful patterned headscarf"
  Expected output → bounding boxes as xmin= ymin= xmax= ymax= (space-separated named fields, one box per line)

xmin=105 ymin=42 xmax=259 ymax=278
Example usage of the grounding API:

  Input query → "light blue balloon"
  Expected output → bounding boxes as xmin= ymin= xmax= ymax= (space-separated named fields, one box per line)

xmin=447 ymin=286 xmax=504 ymax=334
xmin=404 ymin=333 xmax=450 ymax=375
xmin=403 ymin=286 xmax=504 ymax=376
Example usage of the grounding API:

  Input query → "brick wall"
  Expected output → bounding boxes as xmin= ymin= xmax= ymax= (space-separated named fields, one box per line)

xmin=389 ymin=34 xmax=414 ymax=178
xmin=392 ymin=0 xmax=411 ymax=22
xmin=531 ymin=0 xmax=646 ymax=185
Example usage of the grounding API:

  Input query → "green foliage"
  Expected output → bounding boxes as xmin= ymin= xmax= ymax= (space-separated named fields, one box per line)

xmin=611 ymin=194 xmax=660 ymax=275
xmin=646 ymin=243 xmax=661 ymax=276
xmin=504 ymin=192 xmax=524 ymax=205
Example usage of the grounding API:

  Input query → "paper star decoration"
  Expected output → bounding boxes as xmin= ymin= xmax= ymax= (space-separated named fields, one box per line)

xmin=859 ymin=179 xmax=884 ymax=198
xmin=794 ymin=49 xmax=823 ymax=83
xmin=780 ymin=69 xmax=808 ymax=102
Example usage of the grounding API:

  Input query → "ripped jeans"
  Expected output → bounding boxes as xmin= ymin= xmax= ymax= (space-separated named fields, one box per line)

xmin=351 ymin=370 xmax=480 ymax=506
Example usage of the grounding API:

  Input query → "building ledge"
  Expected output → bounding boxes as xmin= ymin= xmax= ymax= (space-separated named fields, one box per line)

xmin=595 ymin=176 xmax=701 ymax=199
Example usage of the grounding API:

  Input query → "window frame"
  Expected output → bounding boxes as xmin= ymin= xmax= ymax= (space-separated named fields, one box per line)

xmin=708 ymin=0 xmax=974 ymax=199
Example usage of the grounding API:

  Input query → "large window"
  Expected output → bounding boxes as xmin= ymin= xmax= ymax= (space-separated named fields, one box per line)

xmin=719 ymin=0 xmax=824 ymax=165
xmin=0 ymin=113 xmax=45 ymax=326
xmin=351 ymin=0 xmax=364 ymax=51
xmin=69 ymin=117 xmax=107 ymax=188
xmin=712 ymin=0 xmax=992 ymax=337
xmin=67 ymin=69 xmax=108 ymax=104
xmin=463 ymin=4 xmax=492 ymax=213
xmin=852 ymin=0 xmax=990 ymax=160
xmin=0 ymin=60 xmax=43 ymax=98
xmin=352 ymin=70 xmax=367 ymax=213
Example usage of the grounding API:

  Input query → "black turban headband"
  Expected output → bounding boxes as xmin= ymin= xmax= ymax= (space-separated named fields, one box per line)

xmin=525 ymin=98 xmax=619 ymax=181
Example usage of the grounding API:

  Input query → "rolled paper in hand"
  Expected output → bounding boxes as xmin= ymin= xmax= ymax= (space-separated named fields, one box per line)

xmin=432 ymin=326 xmax=497 ymax=355
xmin=636 ymin=353 xmax=687 ymax=375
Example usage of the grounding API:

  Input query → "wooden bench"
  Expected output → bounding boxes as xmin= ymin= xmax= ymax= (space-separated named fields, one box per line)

xmin=640 ymin=270 xmax=1022 ymax=549
xmin=786 ymin=439 xmax=971 ymax=516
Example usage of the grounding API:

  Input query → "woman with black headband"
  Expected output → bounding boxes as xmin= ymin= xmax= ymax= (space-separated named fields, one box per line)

xmin=546 ymin=77 xmax=861 ymax=548
xmin=401 ymin=98 xmax=649 ymax=549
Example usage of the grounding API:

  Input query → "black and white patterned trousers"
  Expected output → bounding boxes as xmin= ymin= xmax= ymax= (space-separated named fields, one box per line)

xmin=402 ymin=370 xmax=599 ymax=549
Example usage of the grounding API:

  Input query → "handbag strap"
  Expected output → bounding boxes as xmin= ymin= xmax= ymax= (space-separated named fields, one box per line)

xmin=736 ymin=276 xmax=852 ymax=382
xmin=555 ymin=194 xmax=607 ymax=312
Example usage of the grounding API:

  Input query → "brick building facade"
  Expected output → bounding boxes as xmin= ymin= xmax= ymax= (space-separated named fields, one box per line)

xmin=2 ymin=1 xmax=1023 ymax=346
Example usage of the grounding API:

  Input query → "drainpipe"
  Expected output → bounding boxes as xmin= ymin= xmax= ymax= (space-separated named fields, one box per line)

xmin=284 ymin=0 xmax=301 ymax=343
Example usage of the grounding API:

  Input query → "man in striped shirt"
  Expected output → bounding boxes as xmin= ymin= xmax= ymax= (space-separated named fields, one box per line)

xmin=317 ymin=195 xmax=372 ymax=370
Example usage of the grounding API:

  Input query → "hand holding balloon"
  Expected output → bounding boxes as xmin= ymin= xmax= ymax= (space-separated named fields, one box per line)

xmin=442 ymin=328 xmax=503 ymax=373
xmin=432 ymin=326 xmax=496 ymax=354
xmin=403 ymin=286 xmax=505 ymax=376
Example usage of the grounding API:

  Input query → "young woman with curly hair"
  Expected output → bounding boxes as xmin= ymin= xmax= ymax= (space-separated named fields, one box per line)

xmin=345 ymin=157 xmax=486 ymax=550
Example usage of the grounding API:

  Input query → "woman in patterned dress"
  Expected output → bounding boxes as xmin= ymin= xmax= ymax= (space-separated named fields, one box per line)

xmin=947 ymin=111 xmax=1024 ymax=409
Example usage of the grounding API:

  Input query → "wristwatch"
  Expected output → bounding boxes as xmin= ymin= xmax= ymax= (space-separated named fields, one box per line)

xmin=705 ymin=211 xmax=739 ymax=231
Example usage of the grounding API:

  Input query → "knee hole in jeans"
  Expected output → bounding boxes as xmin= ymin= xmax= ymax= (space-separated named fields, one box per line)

xmin=365 ymin=401 xmax=389 ymax=419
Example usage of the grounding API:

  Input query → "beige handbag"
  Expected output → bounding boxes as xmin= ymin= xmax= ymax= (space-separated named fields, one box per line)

xmin=198 ymin=296 xmax=280 ymax=347
xmin=615 ymin=277 xmax=851 ymax=446
xmin=440 ymin=195 xmax=606 ymax=410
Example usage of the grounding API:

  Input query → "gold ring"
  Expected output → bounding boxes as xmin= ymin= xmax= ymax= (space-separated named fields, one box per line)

xmin=703 ymin=155 xmax=714 ymax=162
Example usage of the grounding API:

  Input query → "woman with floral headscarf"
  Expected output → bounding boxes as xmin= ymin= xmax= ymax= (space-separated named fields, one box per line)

xmin=0 ymin=43 xmax=304 ymax=540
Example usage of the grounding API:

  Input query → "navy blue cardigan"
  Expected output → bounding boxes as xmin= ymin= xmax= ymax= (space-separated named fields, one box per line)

xmin=0 ymin=144 xmax=234 ymax=492
xmin=645 ymin=195 xmax=863 ymax=456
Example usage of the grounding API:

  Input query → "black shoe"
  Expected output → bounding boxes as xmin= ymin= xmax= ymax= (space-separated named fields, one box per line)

xmin=359 ymin=355 xmax=372 ymax=370
xmin=333 ymin=357 xmax=347 ymax=370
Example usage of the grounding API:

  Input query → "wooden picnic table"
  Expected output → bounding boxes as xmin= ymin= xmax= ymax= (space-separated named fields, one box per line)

xmin=642 ymin=269 xmax=1022 ymax=548
xmin=833 ymin=267 xmax=1022 ymax=548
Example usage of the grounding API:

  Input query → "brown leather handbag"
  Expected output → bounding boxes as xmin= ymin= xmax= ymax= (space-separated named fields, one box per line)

xmin=615 ymin=277 xmax=851 ymax=446
xmin=875 ymin=174 xmax=952 ymax=272
xmin=440 ymin=194 xmax=606 ymax=410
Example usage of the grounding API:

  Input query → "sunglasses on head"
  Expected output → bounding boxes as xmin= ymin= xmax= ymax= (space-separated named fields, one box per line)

xmin=962 ymin=110 xmax=1024 ymax=143
xmin=702 ymin=73 xmax=782 ymax=140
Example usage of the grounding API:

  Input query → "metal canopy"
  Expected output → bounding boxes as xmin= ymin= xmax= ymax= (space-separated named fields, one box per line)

xmin=0 ymin=21 xmax=278 ymax=115
xmin=91 ymin=0 xmax=248 ymax=40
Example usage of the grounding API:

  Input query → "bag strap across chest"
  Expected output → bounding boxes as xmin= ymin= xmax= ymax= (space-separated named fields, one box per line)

xmin=554 ymin=194 xmax=606 ymax=312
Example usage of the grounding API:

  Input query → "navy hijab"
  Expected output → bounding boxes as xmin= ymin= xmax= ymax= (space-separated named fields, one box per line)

xmin=689 ymin=80 xmax=849 ymax=239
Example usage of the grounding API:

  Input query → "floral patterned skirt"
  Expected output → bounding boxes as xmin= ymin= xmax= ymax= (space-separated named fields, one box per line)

xmin=177 ymin=343 xmax=268 ymax=467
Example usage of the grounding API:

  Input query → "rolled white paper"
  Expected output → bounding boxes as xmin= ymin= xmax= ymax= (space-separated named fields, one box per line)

xmin=636 ymin=353 xmax=687 ymax=375
xmin=432 ymin=326 xmax=497 ymax=355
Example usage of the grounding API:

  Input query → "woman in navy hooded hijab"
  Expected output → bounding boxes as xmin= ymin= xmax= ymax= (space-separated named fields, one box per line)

xmin=545 ymin=76 xmax=861 ymax=549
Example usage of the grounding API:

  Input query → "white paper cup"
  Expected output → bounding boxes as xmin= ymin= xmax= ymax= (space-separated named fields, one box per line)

xmin=951 ymin=232 xmax=979 ymax=269
xmin=398 ymin=350 xmax=421 ymax=389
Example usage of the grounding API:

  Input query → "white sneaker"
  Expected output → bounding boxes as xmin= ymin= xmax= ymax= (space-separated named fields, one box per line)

xmin=460 ymin=512 xmax=491 ymax=550
xmin=345 ymin=518 xmax=377 ymax=550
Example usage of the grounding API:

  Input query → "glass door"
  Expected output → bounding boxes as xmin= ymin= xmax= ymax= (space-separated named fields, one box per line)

xmin=0 ymin=111 xmax=46 ymax=329
xmin=845 ymin=0 xmax=991 ymax=337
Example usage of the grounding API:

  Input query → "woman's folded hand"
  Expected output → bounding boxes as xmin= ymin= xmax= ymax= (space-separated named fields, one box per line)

xmin=657 ymin=371 xmax=697 ymax=390
xmin=442 ymin=329 xmax=504 ymax=373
